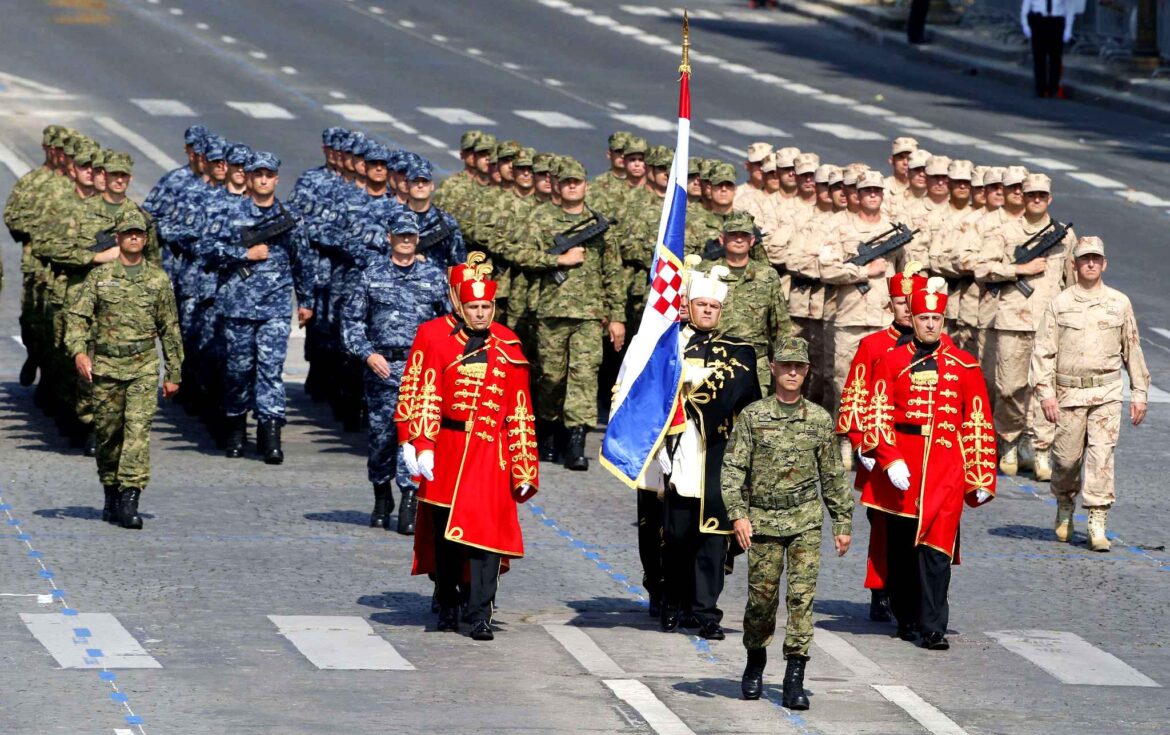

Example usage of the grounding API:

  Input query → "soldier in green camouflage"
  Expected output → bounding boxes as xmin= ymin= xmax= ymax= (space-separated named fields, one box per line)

xmin=433 ymin=129 xmax=482 ymax=210
xmin=721 ymin=336 xmax=852 ymax=709
xmin=694 ymin=211 xmax=792 ymax=393
xmin=65 ymin=209 xmax=182 ymax=530
xmin=505 ymin=152 xmax=558 ymax=341
xmin=686 ymin=161 xmax=768 ymax=265
xmin=492 ymin=147 xmax=540 ymax=328
xmin=610 ymin=144 xmax=665 ymax=325
xmin=589 ymin=135 xmax=647 ymax=221
xmin=590 ymin=131 xmax=631 ymax=205
xmin=513 ymin=157 xmax=625 ymax=471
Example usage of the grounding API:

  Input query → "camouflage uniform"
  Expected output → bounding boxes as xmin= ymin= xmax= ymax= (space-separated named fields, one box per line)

xmin=721 ymin=344 xmax=851 ymax=657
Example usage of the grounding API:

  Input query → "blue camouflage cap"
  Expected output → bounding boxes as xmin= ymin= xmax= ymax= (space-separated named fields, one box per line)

xmin=391 ymin=151 xmax=415 ymax=174
xmin=184 ymin=125 xmax=210 ymax=146
xmin=346 ymin=132 xmax=369 ymax=156
xmin=406 ymin=158 xmax=433 ymax=182
xmin=226 ymin=142 xmax=252 ymax=166
xmin=364 ymin=142 xmax=391 ymax=164
xmin=191 ymin=135 xmax=210 ymax=156
xmin=203 ymin=136 xmax=228 ymax=162
xmin=322 ymin=127 xmax=339 ymax=146
xmin=389 ymin=210 xmax=420 ymax=235
xmin=328 ymin=127 xmax=348 ymax=149
xmin=245 ymin=151 xmax=281 ymax=173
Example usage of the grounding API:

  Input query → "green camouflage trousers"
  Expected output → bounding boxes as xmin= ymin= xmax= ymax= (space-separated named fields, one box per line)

xmin=535 ymin=317 xmax=602 ymax=426
xmin=93 ymin=374 xmax=158 ymax=489
xmin=743 ymin=527 xmax=822 ymax=657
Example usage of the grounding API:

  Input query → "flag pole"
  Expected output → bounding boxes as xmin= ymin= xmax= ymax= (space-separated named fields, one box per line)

xmin=679 ymin=11 xmax=691 ymax=76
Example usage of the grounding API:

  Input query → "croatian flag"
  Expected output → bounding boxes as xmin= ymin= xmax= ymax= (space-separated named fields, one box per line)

xmin=600 ymin=70 xmax=691 ymax=488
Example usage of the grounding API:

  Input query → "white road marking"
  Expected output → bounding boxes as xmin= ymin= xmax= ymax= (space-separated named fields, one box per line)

xmin=168 ymin=7 xmax=182 ymax=15
xmin=1116 ymin=190 xmax=1170 ymax=207
xmin=0 ymin=71 xmax=73 ymax=99
xmin=913 ymin=129 xmax=983 ymax=147
xmin=398 ymin=19 xmax=416 ymax=28
xmin=115 ymin=729 xmax=134 ymax=735
xmin=851 ymin=104 xmax=895 ymax=116
xmin=636 ymin=34 xmax=671 ymax=47
xmin=542 ymin=624 xmax=625 ymax=677
xmin=130 ymin=98 xmax=195 ymax=116
xmin=1067 ymin=172 xmax=1124 ymax=189
xmin=221 ymin=35 xmax=236 ymax=44
xmin=1001 ymin=132 xmax=1088 ymax=150
xmin=610 ymin=113 xmax=675 ymax=132
xmin=248 ymin=50 xmax=268 ymax=59
xmin=608 ymin=101 xmax=626 ymax=109
xmin=11 ymin=335 xmax=25 ymax=347
xmin=719 ymin=144 xmax=746 ymax=157
xmin=328 ymin=91 xmax=347 ymax=99
xmin=723 ymin=63 xmax=755 ymax=75
xmin=418 ymin=107 xmax=496 ymax=125
xmin=0 ymin=141 xmax=32 ymax=178
xmin=805 ymin=122 xmax=884 ymax=141
xmin=604 ymin=680 xmax=696 ymax=735
xmin=812 ymin=628 xmax=888 ymax=682
xmin=324 ymin=103 xmax=394 ymax=123
xmin=0 ymin=108 xmax=82 ymax=118
xmin=586 ymin=14 xmax=618 ymax=28
xmin=751 ymin=72 xmax=789 ymax=85
xmin=21 ymin=613 xmax=162 ymax=669
xmin=544 ymin=78 xmax=564 ymax=87
xmin=619 ymin=4 xmax=669 ymax=15
xmin=431 ymin=33 xmax=447 ymax=42
xmin=783 ymin=82 xmax=822 ymax=95
xmin=975 ymin=142 xmax=1028 ymax=156
xmin=502 ymin=62 xmax=521 ymax=70
xmin=195 ymin=22 xmax=209 ymax=30
xmin=539 ymin=0 xmax=572 ymax=7
xmin=466 ymin=48 xmax=483 ymax=56
xmin=688 ymin=51 xmax=726 ymax=66
xmin=708 ymin=119 xmax=788 ymax=138
xmin=391 ymin=121 xmax=418 ymax=135
xmin=690 ymin=131 xmax=713 ymax=144
xmin=418 ymin=135 xmax=448 ymax=149
xmin=93 ymin=116 xmax=181 ymax=170
xmin=564 ymin=6 xmax=592 ymax=16
xmin=884 ymin=115 xmax=932 ymax=129
xmin=1151 ymin=327 xmax=1170 ymax=341
xmin=872 ymin=685 xmax=970 ymax=735
xmin=987 ymin=630 xmax=1160 ymax=687
xmin=612 ymin=24 xmax=642 ymax=36
xmin=225 ymin=101 xmax=295 ymax=119
xmin=368 ymin=5 xmax=384 ymax=14
xmin=281 ymin=66 xmax=298 ymax=75
xmin=270 ymin=615 xmax=414 ymax=670
xmin=514 ymin=110 xmax=593 ymax=129
xmin=816 ymin=93 xmax=857 ymax=105
xmin=1022 ymin=156 xmax=1077 ymax=171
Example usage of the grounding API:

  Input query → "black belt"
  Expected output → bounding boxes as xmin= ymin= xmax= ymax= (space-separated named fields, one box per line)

xmin=441 ymin=417 xmax=471 ymax=432
xmin=95 ymin=339 xmax=156 ymax=358
xmin=791 ymin=275 xmax=816 ymax=291
xmin=894 ymin=422 xmax=930 ymax=436
xmin=374 ymin=346 xmax=410 ymax=361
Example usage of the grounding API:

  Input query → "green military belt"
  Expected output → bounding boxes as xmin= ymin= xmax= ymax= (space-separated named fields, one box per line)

xmin=94 ymin=339 xmax=155 ymax=358
xmin=752 ymin=482 xmax=819 ymax=510
xmin=1056 ymin=371 xmax=1120 ymax=388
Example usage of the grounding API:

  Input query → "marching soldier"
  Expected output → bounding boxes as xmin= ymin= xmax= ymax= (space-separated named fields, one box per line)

xmin=722 ymin=336 xmax=852 ymax=708
xmin=1030 ymin=236 xmax=1148 ymax=551
xmin=883 ymin=136 xmax=918 ymax=208
xmin=65 ymin=209 xmax=182 ymax=529
xmin=591 ymin=131 xmax=631 ymax=204
xmin=733 ymin=142 xmax=774 ymax=219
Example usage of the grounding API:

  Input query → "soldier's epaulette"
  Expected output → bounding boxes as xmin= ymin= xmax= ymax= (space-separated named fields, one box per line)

xmin=492 ymin=340 xmax=530 ymax=366
xmin=940 ymin=344 xmax=978 ymax=368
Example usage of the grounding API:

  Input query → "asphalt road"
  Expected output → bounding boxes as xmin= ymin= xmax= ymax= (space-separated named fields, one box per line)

xmin=1 ymin=1 xmax=1168 ymax=734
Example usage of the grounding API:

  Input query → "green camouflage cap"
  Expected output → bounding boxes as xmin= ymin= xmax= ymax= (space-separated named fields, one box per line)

xmin=557 ymin=156 xmax=587 ymax=181
xmin=61 ymin=135 xmax=79 ymax=157
xmin=473 ymin=133 xmax=498 ymax=153
xmin=103 ymin=151 xmax=134 ymax=174
xmin=550 ymin=154 xmax=571 ymax=178
xmin=721 ymin=210 xmax=755 ymax=235
xmin=688 ymin=157 xmax=701 ymax=176
xmin=608 ymin=131 xmax=632 ymax=152
xmin=646 ymin=145 xmax=673 ymax=168
xmin=41 ymin=125 xmax=59 ymax=146
xmin=459 ymin=129 xmax=484 ymax=151
xmin=773 ymin=336 xmax=810 ymax=364
xmin=497 ymin=139 xmax=522 ymax=160
xmin=114 ymin=207 xmax=148 ymax=233
xmin=708 ymin=161 xmax=738 ymax=186
xmin=623 ymin=136 xmax=649 ymax=156
xmin=72 ymin=142 xmax=100 ymax=167
xmin=513 ymin=147 xmax=535 ymax=168
xmin=90 ymin=149 xmax=107 ymax=170
xmin=49 ymin=127 xmax=67 ymax=148
xmin=532 ymin=152 xmax=555 ymax=174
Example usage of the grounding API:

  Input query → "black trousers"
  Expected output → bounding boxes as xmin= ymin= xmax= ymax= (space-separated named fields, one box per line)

xmin=432 ymin=507 xmax=500 ymax=624
xmin=1028 ymin=14 xmax=1066 ymax=97
xmin=907 ymin=0 xmax=930 ymax=43
xmin=637 ymin=489 xmax=664 ymax=602
xmin=883 ymin=512 xmax=953 ymax=637
xmin=662 ymin=487 xmax=727 ymax=624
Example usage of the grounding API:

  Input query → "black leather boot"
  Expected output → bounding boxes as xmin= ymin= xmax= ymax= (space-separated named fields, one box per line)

xmin=19 ymin=356 xmax=37 ymax=387
xmin=119 ymin=488 xmax=144 ymax=530
xmin=741 ymin=648 xmax=766 ymax=700
xmin=370 ymin=482 xmax=392 ymax=528
xmin=83 ymin=428 xmax=97 ymax=457
xmin=225 ymin=415 xmax=246 ymax=458
xmin=261 ymin=419 xmax=284 ymax=465
xmin=537 ymin=420 xmax=559 ymax=462
xmin=397 ymin=486 xmax=418 ymax=535
xmin=869 ymin=589 xmax=891 ymax=622
xmin=563 ymin=425 xmax=589 ymax=471
xmin=782 ymin=656 xmax=810 ymax=710
xmin=102 ymin=484 xmax=119 ymax=523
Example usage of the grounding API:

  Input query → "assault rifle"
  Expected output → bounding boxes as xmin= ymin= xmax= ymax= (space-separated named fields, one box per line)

xmin=88 ymin=228 xmax=117 ymax=253
xmin=416 ymin=218 xmax=454 ymax=254
xmin=546 ymin=209 xmax=613 ymax=285
xmin=988 ymin=220 xmax=1071 ymax=298
xmin=235 ymin=203 xmax=298 ymax=280
xmin=700 ymin=225 xmax=767 ymax=261
xmin=847 ymin=223 xmax=919 ymax=294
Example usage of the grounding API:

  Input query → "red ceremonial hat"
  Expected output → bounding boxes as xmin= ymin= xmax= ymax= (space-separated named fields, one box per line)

xmin=458 ymin=277 xmax=497 ymax=304
xmin=889 ymin=260 xmax=927 ymax=299
xmin=448 ymin=252 xmax=489 ymax=289
xmin=910 ymin=276 xmax=949 ymax=316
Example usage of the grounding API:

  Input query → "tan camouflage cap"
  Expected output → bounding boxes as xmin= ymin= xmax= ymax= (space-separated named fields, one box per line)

xmin=827 ymin=166 xmax=845 ymax=186
xmin=794 ymin=152 xmax=820 ymax=176
xmin=760 ymin=152 xmax=778 ymax=173
xmin=982 ymin=166 xmax=1006 ymax=186
xmin=857 ymin=170 xmax=885 ymax=189
xmin=908 ymin=149 xmax=933 ymax=169
xmin=773 ymin=336 xmax=810 ymax=364
xmin=842 ymin=163 xmax=870 ymax=186
xmin=1073 ymin=236 xmax=1105 ymax=258
xmin=721 ymin=210 xmax=755 ymax=234
xmin=814 ymin=164 xmax=840 ymax=185
xmin=775 ymin=146 xmax=801 ymax=168
xmin=114 ymin=207 xmax=148 ymax=233
xmin=891 ymin=136 xmax=919 ymax=155
xmin=925 ymin=155 xmax=952 ymax=177
xmin=746 ymin=141 xmax=773 ymax=164
xmin=947 ymin=159 xmax=973 ymax=181
xmin=460 ymin=130 xmax=484 ymax=150
xmin=971 ymin=165 xmax=989 ymax=187
xmin=708 ymin=161 xmax=737 ymax=185
xmin=1023 ymin=173 xmax=1051 ymax=194
xmin=1002 ymin=165 xmax=1029 ymax=187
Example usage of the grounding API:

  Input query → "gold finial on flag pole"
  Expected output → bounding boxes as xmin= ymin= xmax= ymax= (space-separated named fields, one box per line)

xmin=679 ymin=10 xmax=691 ymax=75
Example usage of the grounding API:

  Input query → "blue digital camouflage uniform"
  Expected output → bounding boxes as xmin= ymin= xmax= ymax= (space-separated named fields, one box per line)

xmin=403 ymin=159 xmax=468 ymax=272
xmin=143 ymin=125 xmax=207 ymax=281
xmin=341 ymin=216 xmax=449 ymax=486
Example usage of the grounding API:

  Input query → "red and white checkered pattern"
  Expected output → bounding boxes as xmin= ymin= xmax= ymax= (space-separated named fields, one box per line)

xmin=647 ymin=257 xmax=682 ymax=321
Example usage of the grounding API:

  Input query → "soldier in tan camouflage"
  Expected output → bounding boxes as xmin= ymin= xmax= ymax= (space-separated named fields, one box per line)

xmin=65 ymin=209 xmax=183 ymax=530
xmin=1030 ymin=236 xmax=1148 ymax=551
xmin=721 ymin=336 xmax=852 ymax=709
xmin=733 ymin=142 xmax=773 ymax=219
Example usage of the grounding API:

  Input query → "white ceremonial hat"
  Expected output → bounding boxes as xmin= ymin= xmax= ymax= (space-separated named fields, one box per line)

xmin=686 ymin=263 xmax=730 ymax=304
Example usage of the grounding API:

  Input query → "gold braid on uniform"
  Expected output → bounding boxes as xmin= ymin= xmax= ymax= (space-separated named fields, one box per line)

xmin=411 ymin=368 xmax=442 ymax=442
xmin=861 ymin=378 xmax=895 ymax=453
xmin=959 ymin=395 xmax=996 ymax=490
xmin=506 ymin=391 xmax=538 ymax=486
xmin=836 ymin=364 xmax=869 ymax=434
xmin=394 ymin=350 xmax=425 ymax=424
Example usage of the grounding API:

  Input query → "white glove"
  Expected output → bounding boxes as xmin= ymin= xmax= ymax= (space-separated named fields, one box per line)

xmin=684 ymin=364 xmax=713 ymax=387
xmin=417 ymin=450 xmax=435 ymax=482
xmin=1022 ymin=25 xmax=1032 ymax=40
xmin=887 ymin=461 xmax=911 ymax=491
xmin=975 ymin=489 xmax=992 ymax=503
xmin=516 ymin=483 xmax=537 ymax=502
xmin=1062 ymin=28 xmax=1072 ymax=44
xmin=656 ymin=446 xmax=672 ymax=475
xmin=402 ymin=443 xmax=419 ymax=476
xmin=857 ymin=448 xmax=876 ymax=472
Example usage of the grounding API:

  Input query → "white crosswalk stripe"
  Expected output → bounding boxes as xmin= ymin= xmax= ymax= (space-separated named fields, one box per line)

xmin=1116 ymin=190 xmax=1170 ymax=207
xmin=21 ymin=613 xmax=162 ymax=669
xmin=225 ymin=101 xmax=295 ymax=119
xmin=1022 ymin=156 xmax=1077 ymax=171
xmin=269 ymin=615 xmax=415 ymax=670
xmin=604 ymin=680 xmax=696 ymax=735
xmin=93 ymin=116 xmax=180 ymax=171
xmin=323 ymin=103 xmax=394 ymax=123
xmin=804 ymin=122 xmax=885 ymax=141
xmin=913 ymin=128 xmax=983 ymax=147
xmin=514 ymin=110 xmax=593 ymax=128
xmin=884 ymin=115 xmax=932 ymax=129
xmin=873 ymin=685 xmax=970 ymax=735
xmin=975 ymin=142 xmax=1028 ymax=156
xmin=1001 ymin=132 xmax=1089 ymax=150
xmin=610 ymin=113 xmax=675 ymax=132
xmin=417 ymin=134 xmax=449 ymax=150
xmin=417 ymin=107 xmax=496 ymax=125
xmin=1067 ymin=172 xmax=1125 ymax=189
xmin=987 ymin=630 xmax=1160 ymax=687
xmin=0 ymin=140 xmax=32 ymax=178
xmin=707 ymin=119 xmax=789 ymax=138
xmin=130 ymin=98 xmax=195 ymax=116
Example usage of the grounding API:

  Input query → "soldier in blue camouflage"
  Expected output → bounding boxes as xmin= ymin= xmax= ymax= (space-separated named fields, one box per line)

xmin=341 ymin=212 xmax=449 ymax=533
xmin=208 ymin=152 xmax=316 ymax=464
xmin=143 ymin=125 xmax=207 ymax=282
xmin=401 ymin=159 xmax=466 ymax=271
xmin=721 ymin=337 xmax=852 ymax=709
